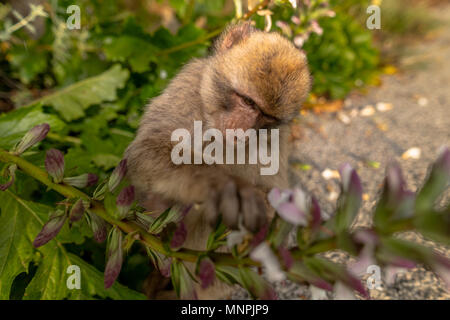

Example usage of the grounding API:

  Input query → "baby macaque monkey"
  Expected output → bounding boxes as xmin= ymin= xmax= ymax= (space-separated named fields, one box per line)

xmin=125 ymin=22 xmax=311 ymax=299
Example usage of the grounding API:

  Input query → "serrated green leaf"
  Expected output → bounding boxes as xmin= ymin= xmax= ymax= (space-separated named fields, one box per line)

xmin=0 ymin=191 xmax=145 ymax=300
xmin=25 ymin=65 xmax=129 ymax=121
xmin=0 ymin=191 xmax=45 ymax=298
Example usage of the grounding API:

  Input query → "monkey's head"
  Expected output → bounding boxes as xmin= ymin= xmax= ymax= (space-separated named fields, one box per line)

xmin=200 ymin=22 xmax=311 ymax=135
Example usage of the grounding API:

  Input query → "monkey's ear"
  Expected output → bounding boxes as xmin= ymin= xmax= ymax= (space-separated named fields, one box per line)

xmin=214 ymin=22 xmax=257 ymax=52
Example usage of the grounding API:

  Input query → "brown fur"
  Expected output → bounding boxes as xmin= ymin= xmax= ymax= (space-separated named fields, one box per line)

xmin=124 ymin=22 xmax=311 ymax=299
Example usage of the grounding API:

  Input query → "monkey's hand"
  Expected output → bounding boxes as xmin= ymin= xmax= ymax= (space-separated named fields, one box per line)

xmin=205 ymin=179 xmax=267 ymax=233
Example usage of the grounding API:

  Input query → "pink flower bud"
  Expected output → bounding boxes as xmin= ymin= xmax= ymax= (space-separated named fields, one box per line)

xmin=33 ymin=210 xmax=67 ymax=247
xmin=170 ymin=221 xmax=187 ymax=250
xmin=108 ymin=159 xmax=127 ymax=192
xmin=197 ymin=258 xmax=215 ymax=289
xmin=69 ymin=199 xmax=85 ymax=223
xmin=116 ymin=186 xmax=135 ymax=219
xmin=279 ymin=246 xmax=294 ymax=270
xmin=13 ymin=123 xmax=49 ymax=155
xmin=45 ymin=149 xmax=65 ymax=183
xmin=268 ymin=188 xmax=308 ymax=226
xmin=104 ymin=227 xmax=123 ymax=289
xmin=87 ymin=211 xmax=107 ymax=243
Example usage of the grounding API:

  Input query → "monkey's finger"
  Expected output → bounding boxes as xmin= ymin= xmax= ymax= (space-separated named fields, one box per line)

xmin=205 ymin=189 xmax=220 ymax=227
xmin=219 ymin=181 xmax=239 ymax=229
xmin=239 ymin=187 xmax=267 ymax=233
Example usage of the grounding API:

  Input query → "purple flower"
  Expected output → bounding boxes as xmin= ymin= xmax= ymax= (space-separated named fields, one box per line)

xmin=170 ymin=221 xmax=187 ymax=250
xmin=310 ymin=196 xmax=322 ymax=230
xmin=13 ymin=123 xmax=49 ymax=155
xmin=116 ymin=186 xmax=135 ymax=219
xmin=268 ymin=188 xmax=309 ymax=226
xmin=197 ymin=258 xmax=216 ymax=289
xmin=104 ymin=227 xmax=123 ymax=289
xmin=63 ymin=173 xmax=98 ymax=188
xmin=87 ymin=211 xmax=108 ymax=243
xmin=33 ymin=210 xmax=67 ymax=247
xmin=45 ymin=149 xmax=65 ymax=183
xmin=250 ymin=223 xmax=269 ymax=248
xmin=69 ymin=199 xmax=85 ymax=223
xmin=279 ymin=246 xmax=294 ymax=270
xmin=108 ymin=159 xmax=127 ymax=192
xmin=160 ymin=257 xmax=172 ymax=278
xmin=339 ymin=163 xmax=362 ymax=195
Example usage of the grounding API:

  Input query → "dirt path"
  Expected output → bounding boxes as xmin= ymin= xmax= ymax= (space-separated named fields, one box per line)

xmin=233 ymin=5 xmax=450 ymax=300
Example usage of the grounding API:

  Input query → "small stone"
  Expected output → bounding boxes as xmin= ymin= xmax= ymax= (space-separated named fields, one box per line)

xmin=402 ymin=147 xmax=421 ymax=160
xmin=322 ymin=168 xmax=340 ymax=180
xmin=349 ymin=109 xmax=359 ymax=118
xmin=360 ymin=105 xmax=376 ymax=116
xmin=418 ymin=97 xmax=428 ymax=107
xmin=376 ymin=102 xmax=393 ymax=112
xmin=337 ymin=112 xmax=351 ymax=124
xmin=328 ymin=191 xmax=339 ymax=201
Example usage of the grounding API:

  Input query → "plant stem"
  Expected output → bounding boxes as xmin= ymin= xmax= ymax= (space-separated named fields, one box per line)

xmin=47 ymin=132 xmax=82 ymax=145
xmin=0 ymin=148 xmax=257 ymax=267
xmin=0 ymin=148 xmax=339 ymax=271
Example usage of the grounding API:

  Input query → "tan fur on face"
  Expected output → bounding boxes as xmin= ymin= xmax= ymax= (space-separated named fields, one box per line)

xmin=212 ymin=31 xmax=311 ymax=121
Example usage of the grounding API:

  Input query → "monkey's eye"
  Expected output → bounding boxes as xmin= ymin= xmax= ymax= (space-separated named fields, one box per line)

xmin=238 ymin=94 xmax=257 ymax=109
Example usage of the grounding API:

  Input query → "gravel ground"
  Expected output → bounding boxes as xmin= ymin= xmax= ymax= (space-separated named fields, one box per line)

xmin=232 ymin=5 xmax=450 ymax=300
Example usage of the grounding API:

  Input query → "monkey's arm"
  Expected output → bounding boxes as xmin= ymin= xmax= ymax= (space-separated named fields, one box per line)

xmin=125 ymin=135 xmax=267 ymax=232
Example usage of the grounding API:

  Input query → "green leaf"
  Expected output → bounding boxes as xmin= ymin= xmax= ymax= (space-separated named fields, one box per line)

xmin=9 ymin=45 xmax=48 ymax=85
xmin=238 ymin=267 xmax=276 ymax=300
xmin=206 ymin=220 xmax=227 ymax=251
xmin=416 ymin=148 xmax=450 ymax=213
xmin=0 ymin=191 xmax=45 ymax=298
xmin=26 ymin=65 xmax=130 ymax=121
xmin=0 ymin=105 xmax=65 ymax=150
xmin=170 ymin=260 xmax=197 ymax=299
xmin=103 ymin=36 xmax=157 ymax=73
xmin=304 ymin=257 xmax=368 ymax=298
xmin=215 ymin=265 xmax=242 ymax=286
xmin=0 ymin=191 xmax=145 ymax=299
